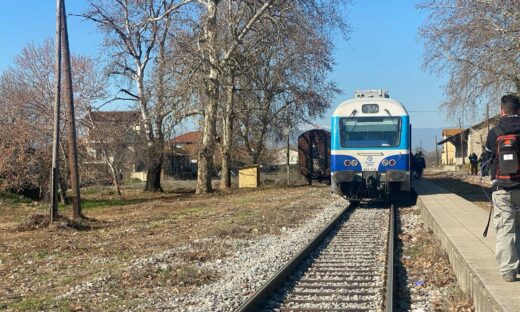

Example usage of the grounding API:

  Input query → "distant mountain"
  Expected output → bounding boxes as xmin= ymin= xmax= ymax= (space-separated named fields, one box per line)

xmin=412 ymin=128 xmax=443 ymax=152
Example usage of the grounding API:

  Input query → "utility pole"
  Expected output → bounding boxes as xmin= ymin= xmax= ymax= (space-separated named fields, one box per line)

xmin=434 ymin=136 xmax=439 ymax=167
xmin=486 ymin=102 xmax=490 ymax=133
xmin=459 ymin=117 xmax=465 ymax=165
xmin=50 ymin=0 xmax=62 ymax=222
xmin=285 ymin=104 xmax=291 ymax=186
xmin=61 ymin=0 xmax=82 ymax=218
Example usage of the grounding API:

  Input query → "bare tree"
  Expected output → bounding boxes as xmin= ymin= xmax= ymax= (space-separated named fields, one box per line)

xmin=195 ymin=0 xmax=348 ymax=192
xmin=80 ymin=0 xmax=348 ymax=194
xmin=236 ymin=3 xmax=341 ymax=164
xmin=81 ymin=0 xmax=193 ymax=192
xmin=190 ymin=0 xmax=276 ymax=193
xmin=0 ymin=40 xmax=106 ymax=198
xmin=419 ymin=0 xmax=520 ymax=120
xmin=0 ymin=99 xmax=49 ymax=197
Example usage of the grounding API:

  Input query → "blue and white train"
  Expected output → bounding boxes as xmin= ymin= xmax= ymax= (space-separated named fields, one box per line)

xmin=331 ymin=90 xmax=411 ymax=201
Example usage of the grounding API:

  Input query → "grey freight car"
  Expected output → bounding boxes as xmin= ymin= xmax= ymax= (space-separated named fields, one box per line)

xmin=298 ymin=129 xmax=331 ymax=184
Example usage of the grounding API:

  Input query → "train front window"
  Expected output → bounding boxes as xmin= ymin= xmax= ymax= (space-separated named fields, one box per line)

xmin=339 ymin=117 xmax=401 ymax=147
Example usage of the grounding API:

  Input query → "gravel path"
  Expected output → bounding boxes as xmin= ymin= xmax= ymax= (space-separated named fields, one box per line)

xmin=132 ymin=195 xmax=349 ymax=311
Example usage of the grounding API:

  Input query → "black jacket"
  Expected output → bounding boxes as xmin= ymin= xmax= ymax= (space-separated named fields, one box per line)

xmin=484 ymin=115 xmax=520 ymax=183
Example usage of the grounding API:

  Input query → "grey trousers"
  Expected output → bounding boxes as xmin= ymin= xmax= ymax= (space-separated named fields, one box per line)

xmin=492 ymin=189 xmax=520 ymax=274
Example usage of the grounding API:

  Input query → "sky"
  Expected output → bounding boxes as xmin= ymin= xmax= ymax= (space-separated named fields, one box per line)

xmin=0 ymin=0 xmax=452 ymax=133
xmin=320 ymin=0 xmax=448 ymax=130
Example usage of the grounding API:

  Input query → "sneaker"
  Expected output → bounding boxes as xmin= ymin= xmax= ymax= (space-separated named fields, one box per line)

xmin=502 ymin=271 xmax=517 ymax=282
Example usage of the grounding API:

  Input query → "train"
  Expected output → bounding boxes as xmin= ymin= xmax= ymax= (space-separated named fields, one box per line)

xmin=330 ymin=89 xmax=411 ymax=201
xmin=297 ymin=129 xmax=331 ymax=184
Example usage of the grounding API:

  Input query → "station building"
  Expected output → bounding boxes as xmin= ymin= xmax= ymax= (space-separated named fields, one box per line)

xmin=437 ymin=115 xmax=499 ymax=167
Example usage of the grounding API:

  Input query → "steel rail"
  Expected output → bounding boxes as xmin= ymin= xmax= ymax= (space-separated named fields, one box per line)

xmin=235 ymin=201 xmax=356 ymax=312
xmin=384 ymin=203 xmax=396 ymax=311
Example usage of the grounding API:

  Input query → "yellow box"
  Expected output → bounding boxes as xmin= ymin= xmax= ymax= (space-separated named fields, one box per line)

xmin=239 ymin=165 xmax=260 ymax=188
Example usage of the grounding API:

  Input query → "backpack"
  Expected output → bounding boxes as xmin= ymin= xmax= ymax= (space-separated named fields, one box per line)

xmin=495 ymin=127 xmax=520 ymax=188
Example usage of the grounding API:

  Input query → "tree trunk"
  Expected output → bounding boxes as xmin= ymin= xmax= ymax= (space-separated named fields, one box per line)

xmin=220 ymin=71 xmax=234 ymax=190
xmin=286 ymin=128 xmax=290 ymax=186
xmin=106 ymin=157 xmax=122 ymax=197
xmin=58 ymin=141 xmax=69 ymax=205
xmin=144 ymin=141 xmax=164 ymax=192
xmin=197 ymin=95 xmax=218 ymax=193
xmin=58 ymin=175 xmax=69 ymax=205
xmin=197 ymin=0 xmax=218 ymax=194
xmin=220 ymin=152 xmax=231 ymax=189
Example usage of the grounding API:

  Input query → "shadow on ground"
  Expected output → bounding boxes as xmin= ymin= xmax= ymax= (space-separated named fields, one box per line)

xmin=425 ymin=175 xmax=493 ymax=210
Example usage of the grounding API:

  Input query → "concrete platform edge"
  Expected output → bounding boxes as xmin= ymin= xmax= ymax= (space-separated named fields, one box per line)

xmin=416 ymin=195 xmax=503 ymax=312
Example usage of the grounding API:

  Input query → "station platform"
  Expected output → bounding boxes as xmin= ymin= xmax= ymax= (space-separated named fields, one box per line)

xmin=413 ymin=179 xmax=520 ymax=312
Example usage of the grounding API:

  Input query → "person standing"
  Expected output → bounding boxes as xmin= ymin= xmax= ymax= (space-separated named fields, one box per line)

xmin=485 ymin=94 xmax=520 ymax=282
xmin=469 ymin=152 xmax=478 ymax=175
xmin=411 ymin=153 xmax=417 ymax=179
xmin=415 ymin=151 xmax=426 ymax=179
xmin=478 ymin=150 xmax=488 ymax=176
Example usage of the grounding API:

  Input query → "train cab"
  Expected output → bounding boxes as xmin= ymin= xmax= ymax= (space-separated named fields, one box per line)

xmin=330 ymin=90 xmax=411 ymax=201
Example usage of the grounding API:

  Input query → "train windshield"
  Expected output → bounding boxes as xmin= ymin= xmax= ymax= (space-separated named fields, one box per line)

xmin=340 ymin=117 xmax=401 ymax=148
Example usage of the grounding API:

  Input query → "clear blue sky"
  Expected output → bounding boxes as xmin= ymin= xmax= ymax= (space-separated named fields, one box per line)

xmin=0 ymin=0 xmax=452 ymax=131
xmin=321 ymin=0 xmax=449 ymax=130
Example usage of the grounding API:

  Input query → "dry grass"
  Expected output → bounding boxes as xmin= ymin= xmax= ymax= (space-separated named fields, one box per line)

xmin=0 ymin=182 xmax=332 ymax=311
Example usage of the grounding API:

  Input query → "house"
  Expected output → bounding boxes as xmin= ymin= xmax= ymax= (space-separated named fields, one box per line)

xmin=169 ymin=131 xmax=202 ymax=159
xmin=272 ymin=147 xmax=299 ymax=165
xmin=164 ymin=131 xmax=203 ymax=179
xmin=466 ymin=115 xmax=499 ymax=155
xmin=164 ymin=146 xmax=194 ymax=179
xmin=439 ymin=128 xmax=464 ymax=165
xmin=437 ymin=115 xmax=499 ymax=166
xmin=83 ymin=110 xmax=146 ymax=182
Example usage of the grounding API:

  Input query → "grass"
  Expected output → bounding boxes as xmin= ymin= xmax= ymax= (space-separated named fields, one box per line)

xmin=8 ymin=295 xmax=70 ymax=312
xmin=60 ymin=198 xmax=150 ymax=210
xmin=0 ymin=183 xmax=332 ymax=311
xmin=0 ymin=191 xmax=32 ymax=205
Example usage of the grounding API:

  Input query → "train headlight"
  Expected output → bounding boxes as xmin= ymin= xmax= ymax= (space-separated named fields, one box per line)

xmin=382 ymin=159 xmax=389 ymax=166
xmin=389 ymin=159 xmax=396 ymax=166
xmin=351 ymin=160 xmax=358 ymax=166
xmin=344 ymin=160 xmax=351 ymax=166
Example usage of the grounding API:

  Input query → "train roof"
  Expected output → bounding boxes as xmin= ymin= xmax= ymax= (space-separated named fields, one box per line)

xmin=332 ymin=97 xmax=408 ymax=117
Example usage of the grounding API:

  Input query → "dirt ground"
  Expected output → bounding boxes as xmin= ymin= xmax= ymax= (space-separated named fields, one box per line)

xmin=0 ymin=181 xmax=332 ymax=311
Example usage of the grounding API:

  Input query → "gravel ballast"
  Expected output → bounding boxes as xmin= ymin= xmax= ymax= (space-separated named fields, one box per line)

xmin=135 ymin=195 xmax=349 ymax=311
xmin=396 ymin=205 xmax=474 ymax=311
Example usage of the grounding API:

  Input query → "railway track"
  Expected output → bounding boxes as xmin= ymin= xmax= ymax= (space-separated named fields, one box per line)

xmin=237 ymin=202 xmax=396 ymax=312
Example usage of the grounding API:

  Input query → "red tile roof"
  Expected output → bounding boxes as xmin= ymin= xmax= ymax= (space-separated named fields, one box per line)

xmin=171 ymin=131 xmax=202 ymax=144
